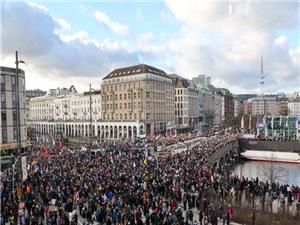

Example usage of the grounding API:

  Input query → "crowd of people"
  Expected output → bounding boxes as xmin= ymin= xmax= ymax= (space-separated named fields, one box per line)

xmin=1 ymin=128 xmax=299 ymax=225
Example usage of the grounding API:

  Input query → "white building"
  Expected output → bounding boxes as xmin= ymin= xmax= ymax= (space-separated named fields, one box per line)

xmin=213 ymin=94 xmax=222 ymax=125
xmin=27 ymin=88 xmax=102 ymax=138
xmin=0 ymin=66 xmax=27 ymax=151
xmin=251 ymin=97 xmax=277 ymax=115
xmin=288 ymin=101 xmax=300 ymax=119
xmin=171 ymin=75 xmax=199 ymax=129
xmin=234 ymin=98 xmax=243 ymax=117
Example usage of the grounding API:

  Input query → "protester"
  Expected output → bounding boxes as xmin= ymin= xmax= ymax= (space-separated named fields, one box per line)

xmin=1 ymin=128 xmax=299 ymax=225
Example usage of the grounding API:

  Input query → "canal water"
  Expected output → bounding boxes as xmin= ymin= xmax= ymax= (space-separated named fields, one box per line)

xmin=233 ymin=160 xmax=300 ymax=186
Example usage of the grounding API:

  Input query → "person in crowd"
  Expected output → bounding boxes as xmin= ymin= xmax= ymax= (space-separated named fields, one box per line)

xmin=1 ymin=127 xmax=299 ymax=225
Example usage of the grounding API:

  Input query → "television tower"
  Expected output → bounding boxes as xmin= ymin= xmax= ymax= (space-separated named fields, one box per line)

xmin=259 ymin=56 xmax=265 ymax=97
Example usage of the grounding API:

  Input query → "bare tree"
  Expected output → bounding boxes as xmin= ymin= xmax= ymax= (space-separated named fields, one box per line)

xmin=262 ymin=154 xmax=287 ymax=184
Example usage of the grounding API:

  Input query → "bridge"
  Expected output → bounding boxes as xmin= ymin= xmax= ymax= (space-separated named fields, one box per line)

xmin=204 ymin=140 xmax=239 ymax=169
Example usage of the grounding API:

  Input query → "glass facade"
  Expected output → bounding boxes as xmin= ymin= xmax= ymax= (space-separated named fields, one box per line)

xmin=265 ymin=116 xmax=298 ymax=140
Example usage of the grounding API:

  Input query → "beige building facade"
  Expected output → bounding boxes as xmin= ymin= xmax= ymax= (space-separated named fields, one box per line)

xmin=101 ymin=64 xmax=175 ymax=136
xmin=170 ymin=75 xmax=199 ymax=128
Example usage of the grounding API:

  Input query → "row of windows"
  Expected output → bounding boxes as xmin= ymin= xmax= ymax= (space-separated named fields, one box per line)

xmin=1 ymin=110 xmax=17 ymax=126
xmin=1 ymin=92 xmax=24 ymax=104
xmin=1 ymin=74 xmax=25 ymax=91
xmin=103 ymin=73 xmax=172 ymax=85
xmin=103 ymin=101 xmax=172 ymax=111
xmin=57 ymin=107 xmax=100 ymax=114
xmin=103 ymin=113 xmax=141 ymax=121
xmin=30 ymin=109 xmax=54 ymax=114
xmin=175 ymin=110 xmax=184 ymax=116
xmin=103 ymin=82 xmax=142 ymax=92
xmin=104 ymin=102 xmax=142 ymax=110
xmin=1 ymin=127 xmax=26 ymax=144
xmin=103 ymin=92 xmax=142 ymax=101
xmin=31 ymin=98 xmax=101 ymax=108
xmin=102 ymin=112 xmax=166 ymax=121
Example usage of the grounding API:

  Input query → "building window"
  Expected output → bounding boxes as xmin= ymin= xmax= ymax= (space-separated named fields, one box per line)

xmin=133 ymin=92 xmax=136 ymax=99
xmin=13 ymin=127 xmax=17 ymax=142
xmin=0 ymin=75 xmax=5 ymax=84
xmin=1 ymin=110 xmax=6 ymax=127
xmin=1 ymin=92 xmax=6 ymax=104
xmin=146 ymin=92 xmax=150 ymax=98
xmin=2 ymin=128 xmax=7 ymax=143
xmin=12 ymin=110 xmax=17 ymax=126
xmin=124 ymin=94 xmax=127 ymax=99
xmin=124 ymin=103 xmax=127 ymax=109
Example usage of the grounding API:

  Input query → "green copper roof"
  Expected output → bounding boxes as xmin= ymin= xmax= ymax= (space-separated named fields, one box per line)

xmin=196 ymin=82 xmax=211 ymax=93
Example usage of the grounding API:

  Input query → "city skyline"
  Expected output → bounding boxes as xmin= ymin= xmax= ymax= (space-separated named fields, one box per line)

xmin=1 ymin=1 xmax=299 ymax=94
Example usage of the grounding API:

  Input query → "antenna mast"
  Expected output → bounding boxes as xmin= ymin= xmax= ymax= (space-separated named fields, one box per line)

xmin=260 ymin=56 xmax=265 ymax=97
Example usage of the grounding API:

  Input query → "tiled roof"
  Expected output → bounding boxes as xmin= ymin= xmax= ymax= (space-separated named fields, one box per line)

xmin=103 ymin=64 xmax=169 ymax=80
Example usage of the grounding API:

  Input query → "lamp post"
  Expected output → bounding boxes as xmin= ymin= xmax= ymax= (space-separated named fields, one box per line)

xmin=89 ymin=84 xmax=96 ymax=149
xmin=14 ymin=51 xmax=25 ymax=200
xmin=15 ymin=51 xmax=25 ymax=152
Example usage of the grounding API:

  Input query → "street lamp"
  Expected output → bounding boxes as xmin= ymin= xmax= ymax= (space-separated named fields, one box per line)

xmin=14 ymin=51 xmax=26 ymax=202
xmin=12 ymin=152 xmax=28 ymax=202
xmin=15 ymin=51 xmax=25 ymax=153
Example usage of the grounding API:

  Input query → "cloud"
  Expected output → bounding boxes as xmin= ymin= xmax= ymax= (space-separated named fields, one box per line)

xmin=1 ymin=2 xmax=140 ymax=92
xmin=54 ymin=18 xmax=71 ymax=31
xmin=94 ymin=11 xmax=130 ymax=36
xmin=165 ymin=0 xmax=300 ymax=94
xmin=274 ymin=35 xmax=288 ymax=48
xmin=137 ymin=32 xmax=154 ymax=45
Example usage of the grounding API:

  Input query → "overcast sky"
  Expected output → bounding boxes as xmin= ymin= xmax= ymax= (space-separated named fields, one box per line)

xmin=1 ymin=1 xmax=299 ymax=94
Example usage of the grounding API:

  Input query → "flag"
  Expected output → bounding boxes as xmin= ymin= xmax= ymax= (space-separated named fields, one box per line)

xmin=255 ymin=114 xmax=258 ymax=129
xmin=262 ymin=114 xmax=267 ymax=129
xmin=271 ymin=116 xmax=274 ymax=129
xmin=74 ymin=191 xmax=80 ymax=202
xmin=241 ymin=116 xmax=244 ymax=129
xmin=279 ymin=116 xmax=282 ymax=129
xmin=249 ymin=116 xmax=252 ymax=130
xmin=32 ymin=161 xmax=39 ymax=173
xmin=41 ymin=146 xmax=49 ymax=156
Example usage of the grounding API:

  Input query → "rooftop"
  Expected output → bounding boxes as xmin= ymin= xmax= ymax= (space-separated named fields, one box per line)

xmin=0 ymin=66 xmax=25 ymax=75
xmin=103 ymin=64 xmax=169 ymax=80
